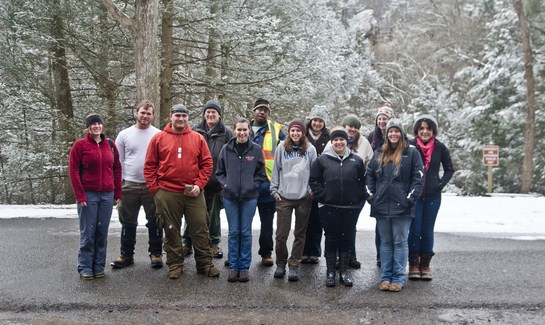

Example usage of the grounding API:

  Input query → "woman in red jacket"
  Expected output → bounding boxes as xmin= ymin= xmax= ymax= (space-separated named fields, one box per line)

xmin=69 ymin=114 xmax=122 ymax=280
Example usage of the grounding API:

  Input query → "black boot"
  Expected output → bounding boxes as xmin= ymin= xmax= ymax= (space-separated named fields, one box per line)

xmin=339 ymin=252 xmax=353 ymax=287
xmin=325 ymin=253 xmax=336 ymax=287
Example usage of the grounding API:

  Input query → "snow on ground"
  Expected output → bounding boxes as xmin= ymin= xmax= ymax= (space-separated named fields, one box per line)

xmin=1 ymin=194 xmax=544 ymax=240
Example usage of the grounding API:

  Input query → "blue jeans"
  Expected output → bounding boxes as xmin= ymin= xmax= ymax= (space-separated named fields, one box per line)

xmin=224 ymin=198 xmax=257 ymax=272
xmin=77 ymin=191 xmax=114 ymax=275
xmin=409 ymin=197 xmax=442 ymax=255
xmin=376 ymin=216 xmax=412 ymax=285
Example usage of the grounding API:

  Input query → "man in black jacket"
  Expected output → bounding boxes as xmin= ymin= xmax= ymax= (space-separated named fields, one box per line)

xmin=182 ymin=100 xmax=233 ymax=259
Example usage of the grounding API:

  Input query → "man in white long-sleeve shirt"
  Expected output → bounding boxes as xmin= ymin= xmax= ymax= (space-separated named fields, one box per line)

xmin=110 ymin=100 xmax=163 ymax=269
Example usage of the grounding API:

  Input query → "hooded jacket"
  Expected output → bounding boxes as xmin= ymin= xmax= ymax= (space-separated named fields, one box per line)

xmin=309 ymin=145 xmax=365 ymax=208
xmin=193 ymin=119 xmax=233 ymax=193
xmin=365 ymin=143 xmax=424 ymax=218
xmin=144 ymin=123 xmax=212 ymax=195
xmin=215 ymin=137 xmax=267 ymax=201
xmin=69 ymin=133 xmax=122 ymax=203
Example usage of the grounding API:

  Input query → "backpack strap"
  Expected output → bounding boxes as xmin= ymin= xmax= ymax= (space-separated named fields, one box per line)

xmin=107 ymin=138 xmax=115 ymax=156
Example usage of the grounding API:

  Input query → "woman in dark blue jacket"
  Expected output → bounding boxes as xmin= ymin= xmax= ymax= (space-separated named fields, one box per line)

xmin=309 ymin=127 xmax=365 ymax=287
xmin=365 ymin=119 xmax=424 ymax=292
xmin=408 ymin=115 xmax=454 ymax=281
xmin=216 ymin=118 xmax=267 ymax=283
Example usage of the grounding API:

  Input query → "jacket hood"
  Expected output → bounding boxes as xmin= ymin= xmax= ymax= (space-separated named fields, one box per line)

xmin=323 ymin=142 xmax=351 ymax=160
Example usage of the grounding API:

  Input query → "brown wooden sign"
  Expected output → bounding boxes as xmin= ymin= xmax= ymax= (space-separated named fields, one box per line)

xmin=483 ymin=145 xmax=499 ymax=166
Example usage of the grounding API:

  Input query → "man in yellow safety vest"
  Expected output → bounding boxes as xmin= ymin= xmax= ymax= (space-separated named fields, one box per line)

xmin=250 ymin=98 xmax=285 ymax=267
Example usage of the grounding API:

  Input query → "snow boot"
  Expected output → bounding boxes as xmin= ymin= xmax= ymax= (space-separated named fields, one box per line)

xmin=420 ymin=253 xmax=434 ymax=281
xmin=339 ymin=252 xmax=353 ymax=287
xmin=408 ymin=253 xmax=421 ymax=280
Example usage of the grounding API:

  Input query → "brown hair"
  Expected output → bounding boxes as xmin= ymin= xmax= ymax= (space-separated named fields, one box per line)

xmin=378 ymin=128 xmax=407 ymax=166
xmin=136 ymin=99 xmax=155 ymax=113
xmin=284 ymin=131 xmax=309 ymax=155
xmin=233 ymin=117 xmax=250 ymax=129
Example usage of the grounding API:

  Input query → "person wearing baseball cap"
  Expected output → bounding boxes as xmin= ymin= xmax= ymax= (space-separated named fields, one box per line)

xmin=250 ymin=97 xmax=286 ymax=267
xmin=144 ymin=103 xmax=220 ymax=279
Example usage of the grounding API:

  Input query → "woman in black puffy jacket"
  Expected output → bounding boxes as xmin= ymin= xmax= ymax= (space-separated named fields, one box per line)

xmin=365 ymin=119 xmax=424 ymax=292
xmin=309 ymin=127 xmax=365 ymax=288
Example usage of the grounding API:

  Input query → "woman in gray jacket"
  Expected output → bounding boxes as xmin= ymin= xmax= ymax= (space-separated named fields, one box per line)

xmin=270 ymin=119 xmax=317 ymax=282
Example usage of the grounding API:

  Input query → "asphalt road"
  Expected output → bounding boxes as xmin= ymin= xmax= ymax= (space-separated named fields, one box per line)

xmin=0 ymin=217 xmax=544 ymax=324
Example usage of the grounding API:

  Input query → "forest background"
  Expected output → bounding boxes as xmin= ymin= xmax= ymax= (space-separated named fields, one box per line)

xmin=0 ymin=0 xmax=543 ymax=204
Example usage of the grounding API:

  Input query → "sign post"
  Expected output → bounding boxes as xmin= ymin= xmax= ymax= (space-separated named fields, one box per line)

xmin=482 ymin=145 xmax=499 ymax=193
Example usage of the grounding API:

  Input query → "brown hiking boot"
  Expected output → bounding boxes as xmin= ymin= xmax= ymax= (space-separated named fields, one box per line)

xmin=168 ymin=266 xmax=182 ymax=279
xmin=408 ymin=254 xmax=421 ymax=280
xmin=150 ymin=254 xmax=163 ymax=269
xmin=378 ymin=281 xmax=390 ymax=291
xmin=388 ymin=283 xmax=403 ymax=292
xmin=197 ymin=266 xmax=220 ymax=277
xmin=420 ymin=254 xmax=433 ymax=281
xmin=261 ymin=257 xmax=273 ymax=267
xmin=110 ymin=256 xmax=134 ymax=269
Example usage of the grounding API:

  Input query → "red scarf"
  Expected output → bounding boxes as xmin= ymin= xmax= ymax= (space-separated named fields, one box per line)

xmin=417 ymin=137 xmax=435 ymax=172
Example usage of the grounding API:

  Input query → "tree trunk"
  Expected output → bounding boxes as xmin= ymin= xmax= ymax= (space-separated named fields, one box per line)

xmin=204 ymin=0 xmax=220 ymax=103
xmin=159 ymin=0 xmax=173 ymax=128
xmin=513 ymin=0 xmax=536 ymax=194
xmin=134 ymin=0 xmax=160 ymax=110
xmin=102 ymin=0 xmax=160 ymax=122
xmin=51 ymin=0 xmax=76 ymax=203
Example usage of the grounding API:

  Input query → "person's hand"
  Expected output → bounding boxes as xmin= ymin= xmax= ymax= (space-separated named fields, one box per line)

xmin=274 ymin=193 xmax=282 ymax=202
xmin=114 ymin=199 xmax=121 ymax=206
xmin=188 ymin=185 xmax=201 ymax=197
xmin=78 ymin=201 xmax=87 ymax=207
xmin=307 ymin=192 xmax=315 ymax=200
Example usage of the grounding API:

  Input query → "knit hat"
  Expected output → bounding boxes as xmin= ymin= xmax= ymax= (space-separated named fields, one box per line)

xmin=329 ymin=126 xmax=349 ymax=142
xmin=171 ymin=104 xmax=189 ymax=114
xmin=375 ymin=103 xmax=395 ymax=122
xmin=288 ymin=118 xmax=306 ymax=134
xmin=253 ymin=98 xmax=271 ymax=111
xmin=307 ymin=105 xmax=329 ymax=125
xmin=85 ymin=114 xmax=103 ymax=128
xmin=413 ymin=114 xmax=439 ymax=136
xmin=341 ymin=114 xmax=361 ymax=129
xmin=203 ymin=100 xmax=221 ymax=116
xmin=385 ymin=118 xmax=406 ymax=139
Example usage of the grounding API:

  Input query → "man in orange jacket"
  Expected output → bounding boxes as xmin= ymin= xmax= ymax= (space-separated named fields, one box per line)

xmin=144 ymin=104 xmax=219 ymax=279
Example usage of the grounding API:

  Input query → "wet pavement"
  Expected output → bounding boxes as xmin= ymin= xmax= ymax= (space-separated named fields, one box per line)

xmin=0 ymin=218 xmax=544 ymax=324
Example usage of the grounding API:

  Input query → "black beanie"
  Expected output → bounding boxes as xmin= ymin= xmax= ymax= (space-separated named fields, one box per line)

xmin=203 ymin=100 xmax=221 ymax=116
xmin=253 ymin=98 xmax=271 ymax=111
xmin=85 ymin=114 xmax=103 ymax=128
xmin=329 ymin=126 xmax=349 ymax=142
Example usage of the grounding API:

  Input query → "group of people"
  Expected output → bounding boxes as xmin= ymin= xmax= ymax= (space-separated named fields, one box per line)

xmin=68 ymin=98 xmax=454 ymax=292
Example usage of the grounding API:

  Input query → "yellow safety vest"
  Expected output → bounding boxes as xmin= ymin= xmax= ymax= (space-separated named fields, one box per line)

xmin=262 ymin=121 xmax=282 ymax=181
